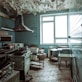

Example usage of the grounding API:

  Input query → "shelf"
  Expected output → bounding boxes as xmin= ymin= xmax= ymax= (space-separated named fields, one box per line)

xmin=0 ymin=36 xmax=12 ymax=42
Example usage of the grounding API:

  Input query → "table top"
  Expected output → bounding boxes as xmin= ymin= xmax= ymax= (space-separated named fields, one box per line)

xmin=50 ymin=48 xmax=62 ymax=51
xmin=58 ymin=54 xmax=73 ymax=58
xmin=50 ymin=48 xmax=71 ymax=51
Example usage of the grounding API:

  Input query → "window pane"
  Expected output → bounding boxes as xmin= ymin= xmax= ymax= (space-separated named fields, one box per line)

xmin=69 ymin=15 xmax=82 ymax=37
xmin=42 ymin=22 xmax=54 ymax=44
xmin=69 ymin=39 xmax=82 ymax=43
xmin=55 ymin=15 xmax=67 ymax=38
xmin=42 ymin=16 xmax=54 ymax=21
xmin=56 ymin=39 xmax=67 ymax=43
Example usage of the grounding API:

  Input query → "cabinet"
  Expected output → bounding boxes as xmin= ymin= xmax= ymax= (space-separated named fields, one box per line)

xmin=8 ymin=51 xmax=31 ymax=80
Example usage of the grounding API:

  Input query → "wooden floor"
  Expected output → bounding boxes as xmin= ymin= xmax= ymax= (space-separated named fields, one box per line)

xmin=28 ymin=58 xmax=73 ymax=82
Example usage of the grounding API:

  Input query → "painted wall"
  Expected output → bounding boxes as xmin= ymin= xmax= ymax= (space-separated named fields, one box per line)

xmin=15 ymin=11 xmax=56 ymax=53
xmin=15 ymin=10 xmax=82 ymax=81
xmin=15 ymin=14 xmax=40 ymax=45
xmin=70 ymin=46 xmax=82 ymax=82
xmin=69 ymin=18 xmax=82 ymax=82
xmin=15 ymin=9 xmax=82 ymax=53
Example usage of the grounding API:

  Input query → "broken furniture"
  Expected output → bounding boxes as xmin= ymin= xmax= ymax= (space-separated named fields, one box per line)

xmin=30 ymin=47 xmax=45 ymax=68
xmin=0 ymin=61 xmax=20 ymax=82
xmin=48 ymin=48 xmax=62 ymax=61
xmin=8 ymin=48 xmax=31 ymax=81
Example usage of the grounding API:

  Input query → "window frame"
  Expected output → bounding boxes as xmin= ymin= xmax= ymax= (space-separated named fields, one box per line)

xmin=40 ymin=15 xmax=55 ymax=45
xmin=40 ymin=13 xmax=82 ymax=45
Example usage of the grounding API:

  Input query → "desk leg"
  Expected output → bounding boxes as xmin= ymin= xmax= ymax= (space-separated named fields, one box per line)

xmin=58 ymin=57 xmax=61 ymax=68
xmin=49 ymin=51 xmax=52 ymax=60
xmin=58 ymin=51 xmax=61 ymax=68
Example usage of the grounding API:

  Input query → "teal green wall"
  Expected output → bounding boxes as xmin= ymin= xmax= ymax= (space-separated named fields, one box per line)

xmin=15 ymin=13 xmax=52 ymax=53
xmin=15 ymin=13 xmax=51 ymax=53
xmin=0 ymin=16 xmax=15 ymax=42
xmin=15 ymin=9 xmax=82 ymax=53
xmin=15 ymin=14 xmax=40 ymax=45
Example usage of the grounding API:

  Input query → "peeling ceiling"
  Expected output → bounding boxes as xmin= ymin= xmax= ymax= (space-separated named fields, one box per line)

xmin=0 ymin=0 xmax=82 ymax=15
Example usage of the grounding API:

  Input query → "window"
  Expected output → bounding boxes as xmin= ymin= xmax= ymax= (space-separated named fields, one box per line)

xmin=69 ymin=15 xmax=82 ymax=37
xmin=55 ymin=15 xmax=67 ymax=38
xmin=55 ymin=15 xmax=67 ymax=44
xmin=40 ymin=16 xmax=54 ymax=44
xmin=42 ymin=22 xmax=54 ymax=44
xmin=40 ymin=14 xmax=82 ymax=45
xmin=42 ymin=16 xmax=54 ymax=21
xmin=69 ymin=15 xmax=82 ymax=44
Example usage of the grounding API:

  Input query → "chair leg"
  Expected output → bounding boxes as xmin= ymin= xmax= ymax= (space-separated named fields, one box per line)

xmin=58 ymin=58 xmax=61 ymax=68
xmin=43 ymin=61 xmax=44 ymax=67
